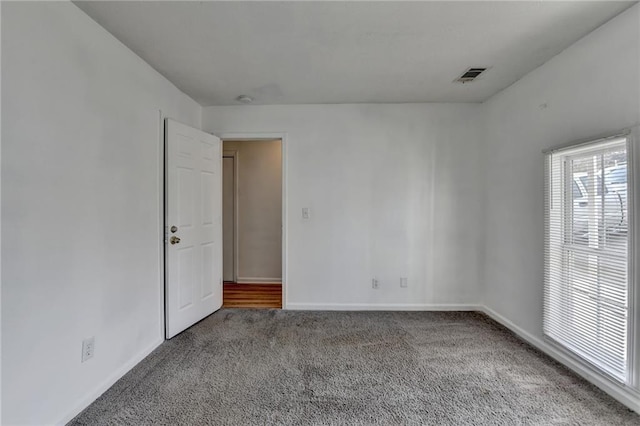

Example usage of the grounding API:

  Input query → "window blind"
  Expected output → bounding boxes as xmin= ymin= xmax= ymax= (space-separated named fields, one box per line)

xmin=544 ymin=136 xmax=630 ymax=382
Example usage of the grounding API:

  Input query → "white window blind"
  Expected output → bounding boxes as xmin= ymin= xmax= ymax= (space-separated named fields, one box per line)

xmin=544 ymin=136 xmax=630 ymax=382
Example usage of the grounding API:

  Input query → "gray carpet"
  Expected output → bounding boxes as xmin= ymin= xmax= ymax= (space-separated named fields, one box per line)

xmin=69 ymin=310 xmax=639 ymax=425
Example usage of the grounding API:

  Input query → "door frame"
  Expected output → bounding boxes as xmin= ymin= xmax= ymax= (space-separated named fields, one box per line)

xmin=222 ymin=150 xmax=239 ymax=283
xmin=218 ymin=132 xmax=288 ymax=309
xmin=158 ymin=110 xmax=166 ymax=341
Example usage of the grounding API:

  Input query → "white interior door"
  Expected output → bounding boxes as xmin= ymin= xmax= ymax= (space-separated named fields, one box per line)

xmin=165 ymin=118 xmax=222 ymax=339
xmin=222 ymin=156 xmax=235 ymax=282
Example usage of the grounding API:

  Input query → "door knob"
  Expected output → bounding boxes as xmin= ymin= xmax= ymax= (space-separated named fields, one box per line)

xmin=170 ymin=236 xmax=181 ymax=245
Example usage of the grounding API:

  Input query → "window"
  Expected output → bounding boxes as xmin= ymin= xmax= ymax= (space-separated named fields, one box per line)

xmin=578 ymin=175 xmax=606 ymax=195
xmin=605 ymin=167 xmax=627 ymax=186
xmin=544 ymin=136 xmax=630 ymax=382
xmin=572 ymin=180 xmax=583 ymax=199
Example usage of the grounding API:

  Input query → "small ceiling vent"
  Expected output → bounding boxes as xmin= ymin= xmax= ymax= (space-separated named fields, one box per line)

xmin=455 ymin=67 xmax=487 ymax=83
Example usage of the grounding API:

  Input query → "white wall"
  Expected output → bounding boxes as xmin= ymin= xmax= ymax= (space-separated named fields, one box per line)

xmin=223 ymin=140 xmax=282 ymax=282
xmin=482 ymin=5 xmax=639 ymax=342
xmin=1 ymin=3 xmax=201 ymax=425
xmin=0 ymin=1 xmax=4 ymax=423
xmin=204 ymin=104 xmax=485 ymax=309
xmin=481 ymin=5 xmax=640 ymax=409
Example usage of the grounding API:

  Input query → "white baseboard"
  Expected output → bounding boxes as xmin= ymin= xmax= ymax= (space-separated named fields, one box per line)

xmin=235 ymin=277 xmax=281 ymax=284
xmin=481 ymin=305 xmax=640 ymax=414
xmin=55 ymin=337 xmax=164 ymax=425
xmin=286 ymin=303 xmax=481 ymax=311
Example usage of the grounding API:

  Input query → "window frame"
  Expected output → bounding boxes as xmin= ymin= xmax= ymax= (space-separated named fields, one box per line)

xmin=543 ymin=129 xmax=637 ymax=387
xmin=627 ymin=127 xmax=639 ymax=391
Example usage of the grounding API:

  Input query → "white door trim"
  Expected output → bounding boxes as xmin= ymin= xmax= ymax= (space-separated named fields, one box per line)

xmin=217 ymin=132 xmax=288 ymax=308
xmin=222 ymin=150 xmax=238 ymax=282
xmin=158 ymin=110 xmax=165 ymax=341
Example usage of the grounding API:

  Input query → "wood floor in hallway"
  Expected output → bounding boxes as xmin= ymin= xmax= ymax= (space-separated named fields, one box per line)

xmin=223 ymin=282 xmax=282 ymax=308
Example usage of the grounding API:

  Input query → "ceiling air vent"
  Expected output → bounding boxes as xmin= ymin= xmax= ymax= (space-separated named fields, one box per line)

xmin=455 ymin=67 xmax=487 ymax=83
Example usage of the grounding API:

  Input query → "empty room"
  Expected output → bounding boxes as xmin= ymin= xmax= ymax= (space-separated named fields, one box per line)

xmin=1 ymin=1 xmax=639 ymax=425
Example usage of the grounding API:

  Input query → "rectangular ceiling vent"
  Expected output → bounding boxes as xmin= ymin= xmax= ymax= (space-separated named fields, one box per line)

xmin=455 ymin=67 xmax=487 ymax=83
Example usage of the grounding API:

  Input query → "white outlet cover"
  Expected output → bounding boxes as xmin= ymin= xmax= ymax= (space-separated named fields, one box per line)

xmin=302 ymin=207 xmax=310 ymax=219
xmin=400 ymin=277 xmax=408 ymax=288
xmin=82 ymin=337 xmax=95 ymax=362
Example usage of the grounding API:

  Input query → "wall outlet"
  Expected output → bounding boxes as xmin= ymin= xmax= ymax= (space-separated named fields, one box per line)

xmin=400 ymin=277 xmax=408 ymax=288
xmin=302 ymin=207 xmax=310 ymax=219
xmin=372 ymin=278 xmax=379 ymax=289
xmin=82 ymin=337 xmax=95 ymax=363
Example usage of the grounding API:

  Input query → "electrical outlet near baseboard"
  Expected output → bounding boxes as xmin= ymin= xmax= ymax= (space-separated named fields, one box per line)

xmin=372 ymin=278 xmax=379 ymax=289
xmin=400 ymin=277 xmax=408 ymax=288
xmin=82 ymin=337 xmax=95 ymax=362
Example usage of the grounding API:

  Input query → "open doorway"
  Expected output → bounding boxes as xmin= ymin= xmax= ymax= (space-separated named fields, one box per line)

xmin=222 ymin=139 xmax=283 ymax=308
